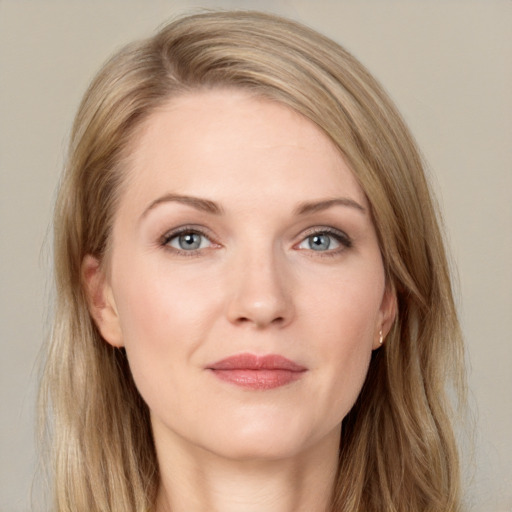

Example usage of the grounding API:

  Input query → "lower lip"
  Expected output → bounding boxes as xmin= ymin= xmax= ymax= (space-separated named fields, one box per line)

xmin=209 ymin=369 xmax=305 ymax=390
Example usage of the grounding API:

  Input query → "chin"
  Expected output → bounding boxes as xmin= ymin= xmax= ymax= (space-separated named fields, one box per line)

xmin=198 ymin=418 xmax=339 ymax=463
xmin=207 ymin=437 xmax=307 ymax=462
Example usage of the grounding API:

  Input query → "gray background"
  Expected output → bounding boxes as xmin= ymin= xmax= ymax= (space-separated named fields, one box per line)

xmin=1 ymin=1 xmax=511 ymax=511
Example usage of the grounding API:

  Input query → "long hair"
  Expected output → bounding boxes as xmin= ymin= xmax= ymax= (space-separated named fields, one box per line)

xmin=39 ymin=10 xmax=466 ymax=512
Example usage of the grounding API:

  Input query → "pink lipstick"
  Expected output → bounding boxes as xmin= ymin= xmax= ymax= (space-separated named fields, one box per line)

xmin=207 ymin=353 xmax=307 ymax=390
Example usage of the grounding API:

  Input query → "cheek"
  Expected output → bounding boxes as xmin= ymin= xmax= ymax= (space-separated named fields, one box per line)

xmin=113 ymin=255 xmax=220 ymax=341
xmin=305 ymin=262 xmax=384 ymax=346
xmin=305 ymin=268 xmax=383 ymax=417
xmin=110 ymin=257 xmax=222 ymax=398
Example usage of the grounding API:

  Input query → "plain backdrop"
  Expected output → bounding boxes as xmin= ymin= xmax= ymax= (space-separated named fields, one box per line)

xmin=1 ymin=1 xmax=511 ymax=511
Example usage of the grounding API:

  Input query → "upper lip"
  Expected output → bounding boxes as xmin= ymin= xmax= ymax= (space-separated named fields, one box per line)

xmin=207 ymin=353 xmax=307 ymax=372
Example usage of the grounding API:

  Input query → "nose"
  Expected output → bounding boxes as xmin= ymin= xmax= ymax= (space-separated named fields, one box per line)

xmin=225 ymin=249 xmax=294 ymax=329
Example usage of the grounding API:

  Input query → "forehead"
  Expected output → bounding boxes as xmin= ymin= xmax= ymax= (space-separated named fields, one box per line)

xmin=120 ymin=89 xmax=367 ymax=212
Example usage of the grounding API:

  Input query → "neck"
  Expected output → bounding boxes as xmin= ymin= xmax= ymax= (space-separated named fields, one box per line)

xmin=154 ymin=427 xmax=339 ymax=512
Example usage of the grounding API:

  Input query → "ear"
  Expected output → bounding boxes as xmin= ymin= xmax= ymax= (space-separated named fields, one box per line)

xmin=82 ymin=254 xmax=124 ymax=347
xmin=373 ymin=282 xmax=397 ymax=350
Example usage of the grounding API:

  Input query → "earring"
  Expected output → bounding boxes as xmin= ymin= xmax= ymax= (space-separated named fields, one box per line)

xmin=379 ymin=329 xmax=383 ymax=346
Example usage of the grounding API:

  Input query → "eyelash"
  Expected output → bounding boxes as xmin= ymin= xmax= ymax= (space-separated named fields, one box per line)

xmin=160 ymin=225 xmax=217 ymax=257
xmin=297 ymin=227 xmax=352 ymax=257
xmin=159 ymin=225 xmax=352 ymax=257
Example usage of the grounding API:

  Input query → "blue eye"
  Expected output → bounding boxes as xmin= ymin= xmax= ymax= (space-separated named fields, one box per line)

xmin=307 ymin=233 xmax=336 ymax=251
xmin=297 ymin=229 xmax=351 ymax=252
xmin=165 ymin=231 xmax=212 ymax=251
xmin=300 ymin=233 xmax=340 ymax=251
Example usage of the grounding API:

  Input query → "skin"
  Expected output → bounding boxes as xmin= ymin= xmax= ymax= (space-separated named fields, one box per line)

xmin=84 ymin=89 xmax=396 ymax=512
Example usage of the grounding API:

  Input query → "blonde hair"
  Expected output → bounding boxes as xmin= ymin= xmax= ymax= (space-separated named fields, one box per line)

xmin=40 ymin=10 xmax=466 ymax=512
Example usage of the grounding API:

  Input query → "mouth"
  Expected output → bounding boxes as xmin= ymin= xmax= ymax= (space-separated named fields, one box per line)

xmin=206 ymin=353 xmax=307 ymax=390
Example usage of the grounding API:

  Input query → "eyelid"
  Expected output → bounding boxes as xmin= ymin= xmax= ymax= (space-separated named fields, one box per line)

xmin=160 ymin=225 xmax=219 ymax=254
xmin=158 ymin=224 xmax=352 ymax=257
xmin=295 ymin=226 xmax=352 ymax=252
xmin=160 ymin=224 xmax=210 ymax=243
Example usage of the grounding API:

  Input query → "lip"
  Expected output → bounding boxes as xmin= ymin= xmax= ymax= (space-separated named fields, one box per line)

xmin=206 ymin=353 xmax=307 ymax=390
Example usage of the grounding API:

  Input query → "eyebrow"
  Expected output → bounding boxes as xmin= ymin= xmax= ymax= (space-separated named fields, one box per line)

xmin=141 ymin=194 xmax=366 ymax=220
xmin=141 ymin=193 xmax=224 ymax=219
xmin=294 ymin=198 xmax=366 ymax=215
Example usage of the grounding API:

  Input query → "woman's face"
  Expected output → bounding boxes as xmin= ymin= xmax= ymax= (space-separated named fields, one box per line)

xmin=87 ymin=89 xmax=395 ymax=461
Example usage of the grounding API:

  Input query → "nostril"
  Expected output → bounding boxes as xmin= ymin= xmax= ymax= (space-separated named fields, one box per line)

xmin=226 ymin=286 xmax=294 ymax=328
xmin=234 ymin=315 xmax=285 ymax=328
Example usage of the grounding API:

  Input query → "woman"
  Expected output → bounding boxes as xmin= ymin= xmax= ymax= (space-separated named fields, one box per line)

xmin=40 ymin=10 xmax=466 ymax=512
